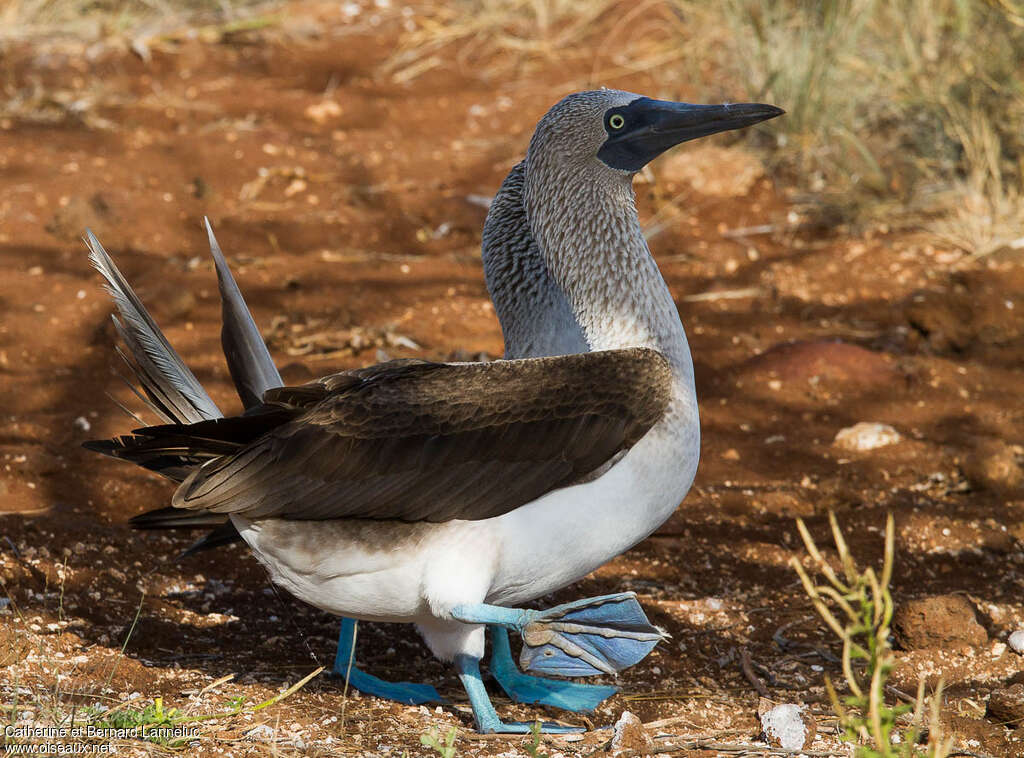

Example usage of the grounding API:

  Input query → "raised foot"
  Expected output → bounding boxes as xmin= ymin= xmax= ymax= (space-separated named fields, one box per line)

xmin=518 ymin=592 xmax=666 ymax=677
xmin=490 ymin=626 xmax=618 ymax=711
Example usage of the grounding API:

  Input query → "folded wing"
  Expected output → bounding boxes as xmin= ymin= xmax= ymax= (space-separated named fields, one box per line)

xmin=164 ymin=348 xmax=671 ymax=523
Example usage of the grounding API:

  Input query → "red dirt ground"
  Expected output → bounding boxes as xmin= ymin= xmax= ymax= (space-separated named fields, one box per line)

xmin=1 ymin=2 xmax=1023 ymax=756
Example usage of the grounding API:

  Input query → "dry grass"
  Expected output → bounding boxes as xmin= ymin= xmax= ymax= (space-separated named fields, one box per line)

xmin=0 ymin=0 xmax=274 ymax=41
xmin=682 ymin=0 xmax=1024 ymax=250
xmin=384 ymin=0 xmax=621 ymax=83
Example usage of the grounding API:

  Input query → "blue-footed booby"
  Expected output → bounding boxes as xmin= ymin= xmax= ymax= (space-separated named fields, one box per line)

xmin=84 ymin=90 xmax=782 ymax=733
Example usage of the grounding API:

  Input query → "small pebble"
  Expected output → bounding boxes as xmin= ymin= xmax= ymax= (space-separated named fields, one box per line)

xmin=73 ymin=416 xmax=91 ymax=432
xmin=834 ymin=422 xmax=901 ymax=451
xmin=1008 ymin=630 xmax=1024 ymax=654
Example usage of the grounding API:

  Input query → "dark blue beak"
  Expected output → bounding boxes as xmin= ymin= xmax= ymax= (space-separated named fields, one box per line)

xmin=597 ymin=98 xmax=784 ymax=172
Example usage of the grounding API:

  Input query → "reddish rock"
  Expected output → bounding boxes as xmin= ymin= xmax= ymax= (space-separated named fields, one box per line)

xmin=893 ymin=595 xmax=988 ymax=650
xmin=736 ymin=340 xmax=898 ymax=389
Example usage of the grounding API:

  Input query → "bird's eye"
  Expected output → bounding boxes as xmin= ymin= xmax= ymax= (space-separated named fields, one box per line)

xmin=609 ymin=114 xmax=625 ymax=130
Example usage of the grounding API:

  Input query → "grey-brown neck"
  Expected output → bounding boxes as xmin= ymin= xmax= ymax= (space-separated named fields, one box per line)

xmin=482 ymin=162 xmax=587 ymax=360
xmin=522 ymin=139 xmax=694 ymax=381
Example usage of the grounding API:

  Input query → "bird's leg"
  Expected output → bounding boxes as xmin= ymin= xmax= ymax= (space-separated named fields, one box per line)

xmin=453 ymin=592 xmax=665 ymax=679
xmin=488 ymin=625 xmax=618 ymax=712
xmin=454 ymin=654 xmax=583 ymax=734
xmin=330 ymin=617 xmax=442 ymax=705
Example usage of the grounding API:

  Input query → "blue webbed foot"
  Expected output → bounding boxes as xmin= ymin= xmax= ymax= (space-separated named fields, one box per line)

xmin=455 ymin=654 xmax=584 ymax=734
xmin=453 ymin=592 xmax=665 ymax=680
xmin=519 ymin=592 xmax=666 ymax=677
xmin=331 ymin=618 xmax=442 ymax=706
xmin=489 ymin=626 xmax=618 ymax=712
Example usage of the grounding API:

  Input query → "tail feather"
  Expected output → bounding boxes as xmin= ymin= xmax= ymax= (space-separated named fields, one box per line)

xmin=206 ymin=219 xmax=283 ymax=409
xmin=130 ymin=507 xmax=244 ymax=557
xmin=130 ymin=505 xmax=234 ymax=529
xmin=85 ymin=230 xmax=221 ymax=424
xmin=86 ymin=223 xmax=286 ymax=555
xmin=181 ymin=520 xmax=244 ymax=556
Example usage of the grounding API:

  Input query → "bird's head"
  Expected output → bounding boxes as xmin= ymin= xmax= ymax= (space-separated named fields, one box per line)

xmin=527 ymin=89 xmax=784 ymax=177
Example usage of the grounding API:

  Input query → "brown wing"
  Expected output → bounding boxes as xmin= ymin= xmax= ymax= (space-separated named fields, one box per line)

xmin=171 ymin=348 xmax=672 ymax=522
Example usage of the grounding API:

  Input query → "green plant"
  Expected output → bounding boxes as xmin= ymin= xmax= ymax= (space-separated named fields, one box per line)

xmin=523 ymin=720 xmax=549 ymax=758
xmin=90 ymin=697 xmax=183 ymax=745
xmin=420 ymin=725 xmax=459 ymax=758
xmin=791 ymin=512 xmax=951 ymax=758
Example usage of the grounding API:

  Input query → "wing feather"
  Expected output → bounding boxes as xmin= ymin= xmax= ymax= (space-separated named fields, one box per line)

xmin=163 ymin=348 xmax=671 ymax=523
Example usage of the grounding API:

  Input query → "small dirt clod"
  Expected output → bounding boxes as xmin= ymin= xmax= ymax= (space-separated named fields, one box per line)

xmin=610 ymin=711 xmax=654 ymax=757
xmin=963 ymin=438 xmax=1024 ymax=494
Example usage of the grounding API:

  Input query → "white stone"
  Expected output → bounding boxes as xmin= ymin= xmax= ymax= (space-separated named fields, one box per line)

xmin=1008 ymin=629 xmax=1024 ymax=654
xmin=760 ymin=704 xmax=809 ymax=750
xmin=833 ymin=422 xmax=901 ymax=451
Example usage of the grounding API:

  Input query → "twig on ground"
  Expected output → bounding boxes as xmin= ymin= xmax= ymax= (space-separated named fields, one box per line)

xmin=740 ymin=647 xmax=771 ymax=698
xmin=197 ymin=674 xmax=236 ymax=697
xmin=885 ymin=685 xmax=917 ymax=704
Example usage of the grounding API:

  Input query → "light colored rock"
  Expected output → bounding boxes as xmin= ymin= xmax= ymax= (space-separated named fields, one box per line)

xmin=759 ymin=703 xmax=816 ymax=750
xmin=1008 ymin=630 xmax=1024 ymax=654
xmin=834 ymin=422 xmax=901 ymax=452
xmin=305 ymin=100 xmax=342 ymax=124
xmin=610 ymin=711 xmax=654 ymax=757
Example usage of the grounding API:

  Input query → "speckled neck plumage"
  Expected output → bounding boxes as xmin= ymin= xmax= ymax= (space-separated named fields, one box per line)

xmin=522 ymin=141 xmax=694 ymax=380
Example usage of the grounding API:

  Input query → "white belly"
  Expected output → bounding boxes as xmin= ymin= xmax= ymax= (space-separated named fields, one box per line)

xmin=233 ymin=385 xmax=699 ymax=621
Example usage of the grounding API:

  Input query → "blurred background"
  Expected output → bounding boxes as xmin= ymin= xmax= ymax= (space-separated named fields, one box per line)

xmin=1 ymin=1 xmax=1023 ymax=755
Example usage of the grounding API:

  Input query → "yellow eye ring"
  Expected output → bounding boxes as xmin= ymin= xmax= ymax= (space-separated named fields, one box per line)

xmin=609 ymin=114 xmax=625 ymax=130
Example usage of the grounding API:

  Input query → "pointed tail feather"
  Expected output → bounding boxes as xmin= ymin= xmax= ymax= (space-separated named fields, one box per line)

xmin=85 ymin=230 xmax=221 ymax=424
xmin=129 ymin=505 xmax=234 ymax=529
xmin=181 ymin=520 xmax=243 ymax=556
xmin=86 ymin=229 xmax=230 ymax=548
xmin=205 ymin=219 xmax=282 ymax=409
xmin=87 ymin=224 xmax=286 ymax=554
xmin=129 ymin=507 xmax=243 ymax=557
